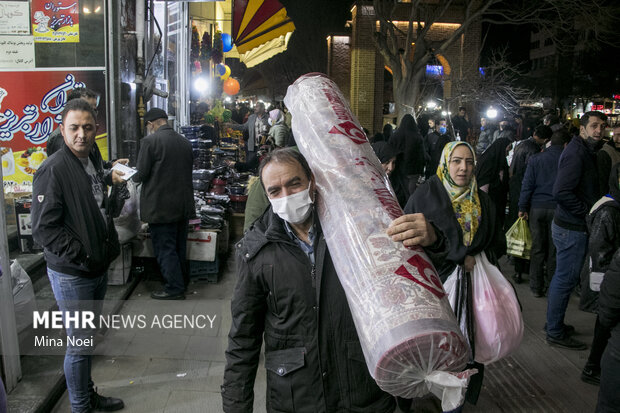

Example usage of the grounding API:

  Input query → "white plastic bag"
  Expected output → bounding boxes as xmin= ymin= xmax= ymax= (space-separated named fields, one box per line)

xmin=284 ymin=74 xmax=469 ymax=410
xmin=11 ymin=260 xmax=37 ymax=333
xmin=114 ymin=181 xmax=141 ymax=243
xmin=471 ymin=252 xmax=523 ymax=364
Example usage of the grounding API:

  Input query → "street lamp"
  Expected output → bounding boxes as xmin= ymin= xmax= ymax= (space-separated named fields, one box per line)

xmin=486 ymin=107 xmax=498 ymax=119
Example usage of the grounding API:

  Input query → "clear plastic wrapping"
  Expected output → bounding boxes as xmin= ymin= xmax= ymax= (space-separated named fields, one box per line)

xmin=284 ymin=73 xmax=470 ymax=408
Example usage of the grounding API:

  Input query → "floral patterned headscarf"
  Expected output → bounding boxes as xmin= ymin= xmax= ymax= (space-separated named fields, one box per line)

xmin=436 ymin=141 xmax=481 ymax=246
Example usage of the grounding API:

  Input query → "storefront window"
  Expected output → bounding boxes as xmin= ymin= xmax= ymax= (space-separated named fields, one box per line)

xmin=146 ymin=1 xmax=189 ymax=128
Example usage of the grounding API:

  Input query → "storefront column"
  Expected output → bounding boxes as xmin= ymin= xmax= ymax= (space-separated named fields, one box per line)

xmin=0 ymin=178 xmax=21 ymax=391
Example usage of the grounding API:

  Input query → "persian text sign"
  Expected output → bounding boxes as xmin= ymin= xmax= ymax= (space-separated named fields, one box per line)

xmin=31 ymin=0 xmax=79 ymax=43
xmin=0 ymin=36 xmax=35 ymax=68
xmin=0 ymin=70 xmax=107 ymax=187
xmin=0 ymin=2 xmax=31 ymax=35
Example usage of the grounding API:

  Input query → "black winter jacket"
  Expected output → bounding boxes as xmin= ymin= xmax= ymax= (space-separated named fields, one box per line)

xmin=221 ymin=208 xmax=395 ymax=413
xmin=598 ymin=249 xmax=620 ymax=330
xmin=553 ymin=136 xmax=599 ymax=231
xmin=588 ymin=163 xmax=620 ymax=273
xmin=133 ymin=124 xmax=194 ymax=223
xmin=587 ymin=199 xmax=620 ymax=274
xmin=32 ymin=145 xmax=120 ymax=278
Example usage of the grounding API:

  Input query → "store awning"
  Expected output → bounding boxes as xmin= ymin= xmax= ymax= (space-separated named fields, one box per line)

xmin=232 ymin=0 xmax=295 ymax=68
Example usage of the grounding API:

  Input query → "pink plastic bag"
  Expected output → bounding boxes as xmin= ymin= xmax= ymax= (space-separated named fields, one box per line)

xmin=472 ymin=252 xmax=524 ymax=364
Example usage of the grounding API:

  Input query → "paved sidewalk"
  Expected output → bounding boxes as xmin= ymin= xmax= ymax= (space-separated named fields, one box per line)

xmin=51 ymin=255 xmax=599 ymax=413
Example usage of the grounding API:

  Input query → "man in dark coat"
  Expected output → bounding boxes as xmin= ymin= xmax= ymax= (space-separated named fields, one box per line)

xmin=597 ymin=124 xmax=620 ymax=196
xmin=508 ymin=125 xmax=551 ymax=283
xmin=580 ymin=163 xmax=620 ymax=385
xmin=452 ymin=107 xmax=471 ymax=142
xmin=519 ymin=129 xmax=570 ymax=297
xmin=475 ymin=116 xmax=497 ymax=155
xmin=546 ymin=111 xmax=606 ymax=350
xmin=222 ymin=149 xmax=433 ymax=412
xmin=133 ymin=108 xmax=194 ymax=300
xmin=32 ymin=99 xmax=124 ymax=412
xmin=228 ymin=101 xmax=270 ymax=157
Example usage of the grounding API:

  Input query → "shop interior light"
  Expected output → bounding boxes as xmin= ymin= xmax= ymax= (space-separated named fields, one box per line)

xmin=427 ymin=101 xmax=437 ymax=109
xmin=83 ymin=7 xmax=91 ymax=14
xmin=441 ymin=111 xmax=447 ymax=116
xmin=95 ymin=6 xmax=101 ymax=13
xmin=224 ymin=97 xmax=232 ymax=103
xmin=193 ymin=77 xmax=209 ymax=93
xmin=486 ymin=107 xmax=498 ymax=119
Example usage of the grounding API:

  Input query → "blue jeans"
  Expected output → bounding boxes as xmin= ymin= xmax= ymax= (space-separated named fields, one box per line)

xmin=546 ymin=222 xmax=588 ymax=339
xmin=150 ymin=221 xmax=188 ymax=295
xmin=48 ymin=268 xmax=107 ymax=413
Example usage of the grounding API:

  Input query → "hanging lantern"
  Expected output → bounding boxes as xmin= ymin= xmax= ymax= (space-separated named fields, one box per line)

xmin=223 ymin=78 xmax=240 ymax=95
xmin=222 ymin=33 xmax=233 ymax=53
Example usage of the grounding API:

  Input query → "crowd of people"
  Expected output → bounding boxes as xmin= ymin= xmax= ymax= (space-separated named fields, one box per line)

xmin=22 ymin=84 xmax=619 ymax=413
xmin=223 ymin=105 xmax=620 ymax=413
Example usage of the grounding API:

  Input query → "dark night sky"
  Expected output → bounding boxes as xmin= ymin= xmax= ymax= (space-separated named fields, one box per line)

xmin=278 ymin=1 xmax=533 ymax=72
xmin=260 ymin=1 xmax=618 ymax=99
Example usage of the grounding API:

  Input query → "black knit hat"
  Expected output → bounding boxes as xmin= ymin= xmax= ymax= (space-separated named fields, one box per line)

xmin=144 ymin=108 xmax=168 ymax=123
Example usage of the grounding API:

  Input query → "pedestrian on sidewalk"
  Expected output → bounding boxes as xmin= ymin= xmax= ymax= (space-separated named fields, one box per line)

xmin=389 ymin=114 xmax=426 ymax=194
xmin=222 ymin=149 xmax=439 ymax=412
xmin=508 ymin=124 xmax=552 ymax=284
xmin=133 ymin=108 xmax=194 ymax=300
xmin=389 ymin=142 xmax=504 ymax=411
xmin=546 ymin=111 xmax=607 ymax=351
xmin=32 ymin=99 xmax=125 ymax=412
xmin=581 ymin=163 xmax=620 ymax=385
xmin=518 ymin=127 xmax=566 ymax=296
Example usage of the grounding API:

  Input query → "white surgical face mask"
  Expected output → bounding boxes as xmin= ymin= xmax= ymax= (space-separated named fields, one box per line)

xmin=269 ymin=183 xmax=313 ymax=224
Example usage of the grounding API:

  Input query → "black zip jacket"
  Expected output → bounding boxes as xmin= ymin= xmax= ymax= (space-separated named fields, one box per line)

xmin=32 ymin=145 xmax=120 ymax=278
xmin=222 ymin=208 xmax=395 ymax=413
xmin=599 ymin=249 xmax=620 ymax=330
xmin=553 ymin=136 xmax=599 ymax=231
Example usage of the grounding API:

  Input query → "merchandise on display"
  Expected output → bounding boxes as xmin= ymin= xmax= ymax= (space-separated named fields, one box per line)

xmin=180 ymin=122 xmax=251 ymax=232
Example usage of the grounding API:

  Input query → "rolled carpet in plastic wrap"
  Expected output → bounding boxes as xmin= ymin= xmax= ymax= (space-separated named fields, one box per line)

xmin=284 ymin=73 xmax=470 ymax=409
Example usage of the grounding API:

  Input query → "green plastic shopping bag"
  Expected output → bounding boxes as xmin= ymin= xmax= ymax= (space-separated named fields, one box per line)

xmin=505 ymin=217 xmax=532 ymax=259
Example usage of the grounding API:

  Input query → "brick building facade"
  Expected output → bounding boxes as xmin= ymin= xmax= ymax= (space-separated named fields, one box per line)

xmin=328 ymin=1 xmax=481 ymax=133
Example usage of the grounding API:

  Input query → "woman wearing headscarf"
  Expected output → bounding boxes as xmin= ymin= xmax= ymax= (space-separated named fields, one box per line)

xmin=382 ymin=123 xmax=393 ymax=141
xmin=371 ymin=141 xmax=409 ymax=208
xmin=267 ymin=109 xmax=290 ymax=148
xmin=401 ymin=141 xmax=501 ymax=280
xmin=388 ymin=142 xmax=503 ymax=412
xmin=389 ymin=114 xmax=427 ymax=194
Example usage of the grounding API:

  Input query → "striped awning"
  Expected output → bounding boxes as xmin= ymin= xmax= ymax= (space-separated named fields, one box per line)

xmin=232 ymin=0 xmax=295 ymax=67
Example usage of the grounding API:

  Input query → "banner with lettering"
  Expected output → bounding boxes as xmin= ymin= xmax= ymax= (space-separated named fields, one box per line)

xmin=0 ymin=36 xmax=35 ymax=68
xmin=31 ymin=0 xmax=79 ymax=43
xmin=0 ymin=70 xmax=107 ymax=189
xmin=0 ymin=1 xmax=31 ymax=35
